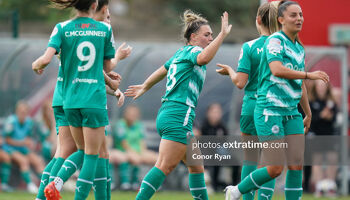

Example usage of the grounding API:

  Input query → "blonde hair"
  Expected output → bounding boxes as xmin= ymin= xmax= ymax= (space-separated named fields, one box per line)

xmin=257 ymin=1 xmax=280 ymax=35
xmin=182 ymin=10 xmax=208 ymax=43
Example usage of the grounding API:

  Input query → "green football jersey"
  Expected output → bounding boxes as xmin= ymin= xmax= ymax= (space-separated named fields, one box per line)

xmin=256 ymin=31 xmax=305 ymax=116
xmin=162 ymin=45 xmax=206 ymax=108
xmin=112 ymin=119 xmax=144 ymax=153
xmin=237 ymin=35 xmax=268 ymax=98
xmin=47 ymin=17 xmax=115 ymax=109
xmin=52 ymin=61 xmax=63 ymax=107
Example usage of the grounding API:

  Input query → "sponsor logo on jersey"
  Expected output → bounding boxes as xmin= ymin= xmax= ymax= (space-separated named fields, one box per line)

xmin=75 ymin=23 xmax=96 ymax=29
xmin=267 ymin=38 xmax=283 ymax=56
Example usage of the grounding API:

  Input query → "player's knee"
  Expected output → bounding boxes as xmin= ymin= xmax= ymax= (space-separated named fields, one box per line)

xmin=267 ymin=166 xmax=283 ymax=178
xmin=188 ymin=165 xmax=204 ymax=173
xmin=288 ymin=165 xmax=303 ymax=171
xmin=157 ymin=163 xmax=177 ymax=175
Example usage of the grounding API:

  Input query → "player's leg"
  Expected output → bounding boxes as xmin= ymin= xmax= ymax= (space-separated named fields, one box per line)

xmin=136 ymin=139 xmax=186 ymax=200
xmin=36 ymin=142 xmax=59 ymax=200
xmin=94 ymin=136 xmax=109 ymax=200
xmin=74 ymin=108 xmax=108 ymax=200
xmin=0 ymin=150 xmax=12 ymax=192
xmin=28 ymin=152 xmax=45 ymax=177
xmin=240 ymin=124 xmax=259 ymax=200
xmin=49 ymin=107 xmax=76 ymax=183
xmin=12 ymin=151 xmax=38 ymax=193
xmin=284 ymin=115 xmax=305 ymax=200
xmin=226 ymin=114 xmax=285 ymax=200
xmin=183 ymin=151 xmax=209 ymax=200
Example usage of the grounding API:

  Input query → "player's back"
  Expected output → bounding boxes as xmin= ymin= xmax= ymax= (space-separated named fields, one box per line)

xmin=49 ymin=17 xmax=115 ymax=109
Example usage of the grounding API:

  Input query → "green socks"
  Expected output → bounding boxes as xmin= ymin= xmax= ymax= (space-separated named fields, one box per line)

xmin=49 ymin=157 xmax=65 ymax=182
xmin=119 ymin=162 xmax=130 ymax=187
xmin=54 ymin=149 xmax=84 ymax=192
xmin=106 ymin=159 xmax=111 ymax=200
xmin=135 ymin=167 xmax=166 ymax=200
xmin=93 ymin=158 xmax=107 ymax=200
xmin=57 ymin=150 xmax=84 ymax=182
xmin=285 ymin=170 xmax=303 ymax=200
xmin=0 ymin=162 xmax=11 ymax=185
xmin=36 ymin=158 xmax=56 ymax=200
xmin=189 ymin=173 xmax=209 ymax=200
xmin=21 ymin=171 xmax=31 ymax=184
xmin=258 ymin=179 xmax=275 ymax=200
xmin=131 ymin=165 xmax=140 ymax=185
xmin=74 ymin=154 xmax=99 ymax=200
xmin=238 ymin=167 xmax=273 ymax=194
xmin=241 ymin=164 xmax=257 ymax=200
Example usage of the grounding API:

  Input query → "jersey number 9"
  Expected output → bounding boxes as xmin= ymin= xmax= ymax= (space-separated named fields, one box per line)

xmin=77 ymin=41 xmax=96 ymax=72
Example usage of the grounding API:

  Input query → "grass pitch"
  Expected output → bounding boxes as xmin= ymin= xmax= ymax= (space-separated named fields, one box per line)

xmin=0 ymin=191 xmax=350 ymax=200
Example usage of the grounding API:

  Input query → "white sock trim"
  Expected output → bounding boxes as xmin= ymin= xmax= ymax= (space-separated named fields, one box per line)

xmin=260 ymin=186 xmax=274 ymax=192
xmin=43 ymin=172 xmax=50 ymax=175
xmin=190 ymin=187 xmax=207 ymax=191
xmin=77 ymin=178 xmax=93 ymax=185
xmin=107 ymin=178 xmax=111 ymax=182
xmin=49 ymin=176 xmax=56 ymax=179
xmin=249 ymin=173 xmax=261 ymax=189
xmin=66 ymin=160 xmax=78 ymax=170
xmin=142 ymin=180 xmax=157 ymax=192
xmin=94 ymin=177 xmax=107 ymax=181
xmin=285 ymin=187 xmax=303 ymax=191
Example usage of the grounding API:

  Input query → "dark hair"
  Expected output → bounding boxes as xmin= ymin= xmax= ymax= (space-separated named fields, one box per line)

xmin=278 ymin=0 xmax=304 ymax=46
xmin=278 ymin=0 xmax=299 ymax=18
xmin=97 ymin=0 xmax=109 ymax=12
xmin=182 ymin=10 xmax=209 ymax=43
xmin=257 ymin=1 xmax=279 ymax=34
xmin=50 ymin=0 xmax=96 ymax=12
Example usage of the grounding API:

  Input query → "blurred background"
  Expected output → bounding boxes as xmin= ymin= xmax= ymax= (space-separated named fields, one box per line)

xmin=0 ymin=0 xmax=350 ymax=198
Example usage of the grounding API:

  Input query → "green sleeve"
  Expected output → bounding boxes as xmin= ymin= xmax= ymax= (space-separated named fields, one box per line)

xmin=104 ymin=26 xmax=116 ymax=60
xmin=266 ymin=36 xmax=284 ymax=64
xmin=237 ymin=43 xmax=251 ymax=74
xmin=164 ymin=55 xmax=176 ymax=70
xmin=47 ymin=24 xmax=62 ymax=54
xmin=187 ymin=46 xmax=203 ymax=66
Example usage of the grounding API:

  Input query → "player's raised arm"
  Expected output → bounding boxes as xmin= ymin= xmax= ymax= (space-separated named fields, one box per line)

xmin=125 ymin=65 xmax=167 ymax=100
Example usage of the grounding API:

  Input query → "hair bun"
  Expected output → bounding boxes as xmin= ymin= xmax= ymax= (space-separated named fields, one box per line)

xmin=183 ymin=10 xmax=207 ymax=25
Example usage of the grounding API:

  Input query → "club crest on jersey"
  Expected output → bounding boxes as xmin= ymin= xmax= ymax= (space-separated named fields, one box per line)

xmin=271 ymin=125 xmax=280 ymax=134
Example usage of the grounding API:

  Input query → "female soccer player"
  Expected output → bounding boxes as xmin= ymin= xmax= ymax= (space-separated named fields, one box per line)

xmin=32 ymin=0 xmax=118 ymax=199
xmin=225 ymin=1 xmax=329 ymax=200
xmin=217 ymin=2 xmax=279 ymax=199
xmin=125 ymin=10 xmax=231 ymax=200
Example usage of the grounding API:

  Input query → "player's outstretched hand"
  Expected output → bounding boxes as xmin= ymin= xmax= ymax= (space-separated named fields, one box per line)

xmin=307 ymin=70 xmax=329 ymax=83
xmin=125 ymin=85 xmax=146 ymax=100
xmin=32 ymin=61 xmax=45 ymax=75
xmin=114 ymin=89 xmax=125 ymax=107
xmin=216 ymin=63 xmax=234 ymax=76
xmin=116 ymin=42 xmax=132 ymax=61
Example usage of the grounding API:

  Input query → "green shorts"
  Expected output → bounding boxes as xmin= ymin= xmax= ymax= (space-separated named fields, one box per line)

xmin=3 ymin=144 xmax=29 ymax=155
xmin=240 ymin=115 xmax=257 ymax=135
xmin=53 ymin=106 xmax=69 ymax=127
xmin=241 ymin=95 xmax=256 ymax=115
xmin=156 ymin=101 xmax=195 ymax=144
xmin=254 ymin=113 xmax=304 ymax=141
xmin=64 ymin=108 xmax=109 ymax=128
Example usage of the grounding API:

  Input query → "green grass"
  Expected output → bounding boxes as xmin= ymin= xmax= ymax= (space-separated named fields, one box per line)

xmin=0 ymin=191 xmax=350 ymax=200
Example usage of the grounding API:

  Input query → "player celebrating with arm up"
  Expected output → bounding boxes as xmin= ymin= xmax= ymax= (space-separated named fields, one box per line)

xmin=125 ymin=10 xmax=231 ymax=200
